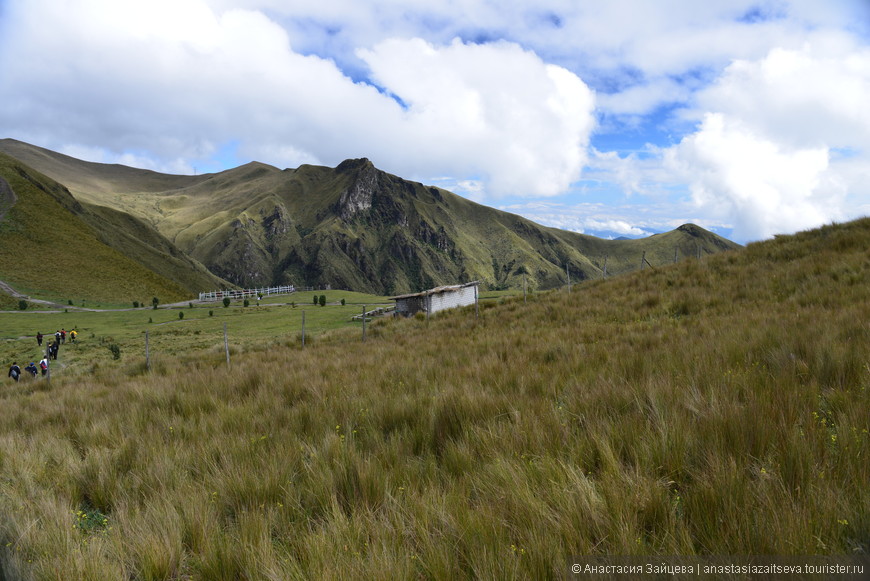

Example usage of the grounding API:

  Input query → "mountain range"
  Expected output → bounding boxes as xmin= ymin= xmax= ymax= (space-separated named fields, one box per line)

xmin=0 ymin=138 xmax=740 ymax=302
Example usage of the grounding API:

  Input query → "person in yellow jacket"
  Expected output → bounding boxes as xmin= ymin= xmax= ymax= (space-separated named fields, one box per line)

xmin=70 ymin=329 xmax=78 ymax=343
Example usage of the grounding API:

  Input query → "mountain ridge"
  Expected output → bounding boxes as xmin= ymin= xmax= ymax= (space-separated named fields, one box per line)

xmin=0 ymin=138 xmax=741 ymax=296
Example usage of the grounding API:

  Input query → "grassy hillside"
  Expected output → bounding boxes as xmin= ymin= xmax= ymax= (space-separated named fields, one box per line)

xmin=0 ymin=218 xmax=866 ymax=579
xmin=0 ymin=153 xmax=197 ymax=305
xmin=0 ymin=140 xmax=739 ymax=295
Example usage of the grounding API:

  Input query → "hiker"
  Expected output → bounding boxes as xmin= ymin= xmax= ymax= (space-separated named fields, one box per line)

xmin=8 ymin=362 xmax=20 ymax=382
xmin=36 ymin=332 xmax=43 ymax=346
xmin=24 ymin=362 xmax=38 ymax=377
xmin=70 ymin=329 xmax=77 ymax=343
xmin=50 ymin=342 xmax=59 ymax=360
xmin=39 ymin=358 xmax=48 ymax=377
xmin=55 ymin=330 xmax=61 ymax=344
xmin=60 ymin=329 xmax=66 ymax=344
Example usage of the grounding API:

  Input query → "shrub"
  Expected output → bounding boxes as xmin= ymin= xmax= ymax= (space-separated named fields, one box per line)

xmin=179 ymin=311 xmax=184 ymax=320
xmin=189 ymin=302 xmax=193 ymax=309
xmin=243 ymin=299 xmax=250 ymax=307
xmin=223 ymin=297 xmax=231 ymax=308
xmin=17 ymin=300 xmax=27 ymax=310
xmin=341 ymin=298 xmax=346 ymax=306
xmin=313 ymin=295 xmax=318 ymax=305
xmin=209 ymin=310 xmax=214 ymax=317
xmin=319 ymin=295 xmax=326 ymax=307
xmin=133 ymin=301 xmax=140 ymax=308
xmin=108 ymin=344 xmax=120 ymax=360
xmin=152 ymin=297 xmax=159 ymax=310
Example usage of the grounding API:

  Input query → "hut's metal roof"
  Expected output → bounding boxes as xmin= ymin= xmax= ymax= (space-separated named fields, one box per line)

xmin=390 ymin=281 xmax=479 ymax=301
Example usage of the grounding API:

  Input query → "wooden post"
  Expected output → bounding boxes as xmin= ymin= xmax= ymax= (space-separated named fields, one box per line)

xmin=45 ymin=342 xmax=51 ymax=383
xmin=362 ymin=305 xmax=367 ymax=342
xmin=641 ymin=251 xmax=646 ymax=271
xmin=301 ymin=310 xmax=305 ymax=348
xmin=145 ymin=330 xmax=150 ymax=371
xmin=223 ymin=322 xmax=230 ymax=366
xmin=697 ymin=244 xmax=702 ymax=260
xmin=674 ymin=246 xmax=679 ymax=263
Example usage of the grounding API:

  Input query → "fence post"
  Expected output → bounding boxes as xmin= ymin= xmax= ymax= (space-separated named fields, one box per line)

xmin=45 ymin=342 xmax=51 ymax=383
xmin=362 ymin=305 xmax=367 ymax=342
xmin=475 ymin=285 xmax=479 ymax=320
xmin=223 ymin=322 xmax=230 ymax=366
xmin=566 ymin=262 xmax=571 ymax=291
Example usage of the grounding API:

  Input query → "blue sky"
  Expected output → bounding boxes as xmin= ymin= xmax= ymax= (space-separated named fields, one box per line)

xmin=1 ymin=0 xmax=869 ymax=243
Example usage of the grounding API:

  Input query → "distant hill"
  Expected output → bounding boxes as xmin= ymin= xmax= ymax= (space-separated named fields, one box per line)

xmin=0 ymin=151 xmax=228 ymax=305
xmin=0 ymin=139 xmax=740 ymax=296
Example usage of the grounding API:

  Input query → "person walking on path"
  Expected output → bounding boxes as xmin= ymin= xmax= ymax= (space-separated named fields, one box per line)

xmin=49 ymin=341 xmax=59 ymax=360
xmin=36 ymin=332 xmax=43 ymax=346
xmin=60 ymin=329 xmax=66 ymax=344
xmin=24 ymin=362 xmax=37 ymax=378
xmin=39 ymin=358 xmax=48 ymax=377
xmin=8 ymin=362 xmax=20 ymax=382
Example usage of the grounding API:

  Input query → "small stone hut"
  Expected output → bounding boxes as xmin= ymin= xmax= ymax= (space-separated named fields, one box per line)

xmin=390 ymin=281 xmax=480 ymax=316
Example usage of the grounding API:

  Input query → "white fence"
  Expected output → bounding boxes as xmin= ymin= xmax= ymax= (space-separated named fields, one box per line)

xmin=198 ymin=285 xmax=295 ymax=302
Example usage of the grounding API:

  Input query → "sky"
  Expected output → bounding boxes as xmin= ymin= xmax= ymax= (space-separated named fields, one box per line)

xmin=1 ymin=1 xmax=869 ymax=243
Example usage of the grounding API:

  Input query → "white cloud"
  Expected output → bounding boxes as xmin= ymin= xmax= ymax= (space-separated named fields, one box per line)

xmin=666 ymin=113 xmax=836 ymax=241
xmin=665 ymin=43 xmax=870 ymax=241
xmin=0 ymin=0 xmax=595 ymax=198
xmin=358 ymin=38 xmax=595 ymax=197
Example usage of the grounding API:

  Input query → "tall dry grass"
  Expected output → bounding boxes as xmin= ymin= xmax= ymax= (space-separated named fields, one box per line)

xmin=0 ymin=219 xmax=867 ymax=579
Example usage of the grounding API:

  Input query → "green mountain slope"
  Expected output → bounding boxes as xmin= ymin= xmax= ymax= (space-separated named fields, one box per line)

xmin=0 ymin=139 xmax=740 ymax=295
xmin=0 ymin=152 xmax=225 ymax=304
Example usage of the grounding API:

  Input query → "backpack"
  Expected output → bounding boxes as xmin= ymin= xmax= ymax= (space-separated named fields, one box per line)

xmin=10 ymin=368 xmax=19 ymax=380
xmin=39 ymin=361 xmax=47 ymax=371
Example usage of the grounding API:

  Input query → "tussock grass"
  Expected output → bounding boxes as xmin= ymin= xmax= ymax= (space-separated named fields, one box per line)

xmin=0 ymin=219 xmax=867 ymax=579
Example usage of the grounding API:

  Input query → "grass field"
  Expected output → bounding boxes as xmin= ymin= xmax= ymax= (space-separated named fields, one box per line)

xmin=0 ymin=221 xmax=867 ymax=579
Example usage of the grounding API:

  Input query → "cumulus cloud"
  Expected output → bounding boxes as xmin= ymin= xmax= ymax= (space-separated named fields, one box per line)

xmin=358 ymin=38 xmax=594 ymax=197
xmin=0 ymin=0 xmax=595 ymax=199
xmin=665 ymin=43 xmax=870 ymax=241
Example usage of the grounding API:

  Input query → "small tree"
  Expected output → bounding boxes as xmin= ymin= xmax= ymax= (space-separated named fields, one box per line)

xmin=152 ymin=297 xmax=159 ymax=310
xmin=178 ymin=311 xmax=184 ymax=320
xmin=133 ymin=301 xmax=140 ymax=308
xmin=341 ymin=298 xmax=346 ymax=306
xmin=313 ymin=295 xmax=318 ymax=306
xmin=223 ymin=297 xmax=231 ymax=308
xmin=243 ymin=299 xmax=250 ymax=307
xmin=319 ymin=295 xmax=326 ymax=307
xmin=108 ymin=344 xmax=121 ymax=360
xmin=18 ymin=300 xmax=27 ymax=311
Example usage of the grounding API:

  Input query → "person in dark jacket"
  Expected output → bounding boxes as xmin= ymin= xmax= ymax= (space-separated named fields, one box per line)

xmin=8 ymin=362 xmax=20 ymax=382
xmin=36 ymin=332 xmax=43 ymax=346
xmin=24 ymin=362 xmax=38 ymax=377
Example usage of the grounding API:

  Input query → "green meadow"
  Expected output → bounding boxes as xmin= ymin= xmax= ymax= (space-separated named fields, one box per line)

xmin=0 ymin=221 xmax=867 ymax=579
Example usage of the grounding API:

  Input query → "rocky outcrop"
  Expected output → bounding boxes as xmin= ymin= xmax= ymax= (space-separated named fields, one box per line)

xmin=337 ymin=159 xmax=377 ymax=221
